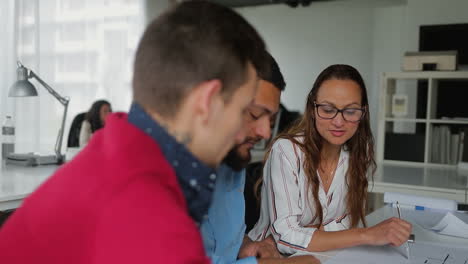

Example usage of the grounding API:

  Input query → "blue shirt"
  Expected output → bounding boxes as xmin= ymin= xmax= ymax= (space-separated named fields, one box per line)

xmin=200 ymin=165 xmax=257 ymax=264
xmin=128 ymin=103 xmax=217 ymax=225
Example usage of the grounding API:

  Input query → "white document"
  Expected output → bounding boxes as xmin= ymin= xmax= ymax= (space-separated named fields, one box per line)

xmin=402 ymin=208 xmax=468 ymax=239
xmin=324 ymin=242 xmax=468 ymax=264
xmin=429 ymin=212 xmax=468 ymax=238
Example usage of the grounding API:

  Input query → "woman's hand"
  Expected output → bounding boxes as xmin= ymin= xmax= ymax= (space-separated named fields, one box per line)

xmin=363 ymin=217 xmax=412 ymax=247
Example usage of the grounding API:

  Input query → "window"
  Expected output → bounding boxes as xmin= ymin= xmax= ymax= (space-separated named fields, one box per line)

xmin=8 ymin=0 xmax=144 ymax=153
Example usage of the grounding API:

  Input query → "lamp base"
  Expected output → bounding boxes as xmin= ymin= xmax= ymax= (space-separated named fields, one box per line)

xmin=5 ymin=153 xmax=61 ymax=166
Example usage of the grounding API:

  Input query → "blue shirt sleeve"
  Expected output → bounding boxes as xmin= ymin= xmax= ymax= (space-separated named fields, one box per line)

xmin=201 ymin=166 xmax=256 ymax=264
xmin=210 ymin=255 xmax=257 ymax=264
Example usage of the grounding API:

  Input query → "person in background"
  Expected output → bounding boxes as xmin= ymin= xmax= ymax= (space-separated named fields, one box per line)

xmin=0 ymin=1 xmax=269 ymax=263
xmin=79 ymin=100 xmax=112 ymax=147
xmin=201 ymin=52 xmax=318 ymax=264
xmin=249 ymin=64 xmax=412 ymax=255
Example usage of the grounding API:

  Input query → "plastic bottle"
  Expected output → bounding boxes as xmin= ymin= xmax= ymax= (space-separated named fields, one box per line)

xmin=2 ymin=115 xmax=15 ymax=160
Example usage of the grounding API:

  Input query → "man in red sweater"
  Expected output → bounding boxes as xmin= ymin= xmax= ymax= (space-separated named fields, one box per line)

xmin=0 ymin=1 xmax=269 ymax=263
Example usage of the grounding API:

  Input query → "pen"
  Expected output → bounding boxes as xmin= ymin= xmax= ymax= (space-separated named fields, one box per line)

xmin=391 ymin=203 xmax=426 ymax=211
xmin=396 ymin=202 xmax=411 ymax=260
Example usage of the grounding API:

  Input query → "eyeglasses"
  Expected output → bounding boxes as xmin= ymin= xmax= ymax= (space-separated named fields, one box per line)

xmin=314 ymin=102 xmax=365 ymax=122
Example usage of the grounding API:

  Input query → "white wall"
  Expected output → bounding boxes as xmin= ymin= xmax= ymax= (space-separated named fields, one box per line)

xmin=240 ymin=0 xmax=468 ymax=138
xmin=141 ymin=0 xmax=468 ymax=141
xmin=238 ymin=2 xmax=374 ymax=115
xmin=404 ymin=0 xmax=468 ymax=53
xmin=370 ymin=4 xmax=407 ymax=134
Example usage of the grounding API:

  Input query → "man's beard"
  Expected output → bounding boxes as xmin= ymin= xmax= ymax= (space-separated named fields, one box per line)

xmin=223 ymin=137 xmax=260 ymax=171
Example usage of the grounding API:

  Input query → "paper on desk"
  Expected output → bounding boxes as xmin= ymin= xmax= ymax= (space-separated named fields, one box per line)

xmin=324 ymin=242 xmax=468 ymax=264
xmin=429 ymin=212 xmax=468 ymax=238
xmin=402 ymin=208 xmax=468 ymax=239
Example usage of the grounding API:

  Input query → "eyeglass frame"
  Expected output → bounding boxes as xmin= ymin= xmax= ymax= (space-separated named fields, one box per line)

xmin=313 ymin=101 xmax=366 ymax=123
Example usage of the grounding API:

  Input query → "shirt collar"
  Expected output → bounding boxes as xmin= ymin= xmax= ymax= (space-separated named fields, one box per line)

xmin=128 ymin=103 xmax=217 ymax=225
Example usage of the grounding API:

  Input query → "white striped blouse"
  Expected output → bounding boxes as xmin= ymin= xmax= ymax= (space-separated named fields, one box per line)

xmin=248 ymin=137 xmax=350 ymax=255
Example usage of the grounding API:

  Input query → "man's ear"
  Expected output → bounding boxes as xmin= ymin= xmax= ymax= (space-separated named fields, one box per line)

xmin=194 ymin=79 xmax=223 ymax=123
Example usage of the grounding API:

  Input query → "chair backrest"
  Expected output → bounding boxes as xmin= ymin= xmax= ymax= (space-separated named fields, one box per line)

xmin=67 ymin=112 xmax=87 ymax=148
xmin=244 ymin=161 xmax=264 ymax=233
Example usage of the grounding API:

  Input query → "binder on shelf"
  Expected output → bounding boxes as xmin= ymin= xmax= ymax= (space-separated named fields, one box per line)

xmin=458 ymin=130 xmax=465 ymax=163
xmin=431 ymin=126 xmax=440 ymax=163
xmin=459 ymin=128 xmax=468 ymax=164
xmin=450 ymin=133 xmax=459 ymax=165
xmin=440 ymin=126 xmax=449 ymax=164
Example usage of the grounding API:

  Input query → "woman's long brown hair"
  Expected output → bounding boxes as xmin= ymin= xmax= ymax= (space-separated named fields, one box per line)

xmin=256 ymin=64 xmax=376 ymax=228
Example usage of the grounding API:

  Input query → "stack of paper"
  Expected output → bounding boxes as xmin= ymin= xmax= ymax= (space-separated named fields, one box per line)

xmin=324 ymin=242 xmax=468 ymax=264
xmin=418 ymin=211 xmax=468 ymax=239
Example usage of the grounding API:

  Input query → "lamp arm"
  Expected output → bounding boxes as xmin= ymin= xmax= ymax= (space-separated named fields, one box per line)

xmin=54 ymin=100 xmax=69 ymax=163
xmin=28 ymin=69 xmax=70 ymax=163
xmin=28 ymin=70 xmax=69 ymax=106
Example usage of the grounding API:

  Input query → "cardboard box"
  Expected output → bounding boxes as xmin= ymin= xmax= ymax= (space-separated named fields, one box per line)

xmin=403 ymin=50 xmax=457 ymax=71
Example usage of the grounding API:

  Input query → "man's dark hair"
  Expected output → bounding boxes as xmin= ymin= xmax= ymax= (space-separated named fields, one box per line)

xmin=257 ymin=52 xmax=286 ymax=91
xmin=132 ymin=1 xmax=268 ymax=117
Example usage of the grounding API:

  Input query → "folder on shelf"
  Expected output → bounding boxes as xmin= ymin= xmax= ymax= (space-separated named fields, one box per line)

xmin=431 ymin=126 xmax=440 ymax=163
xmin=458 ymin=129 xmax=465 ymax=163
xmin=450 ymin=133 xmax=459 ymax=165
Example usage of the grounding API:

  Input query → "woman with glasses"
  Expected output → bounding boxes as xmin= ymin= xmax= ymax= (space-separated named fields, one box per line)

xmin=248 ymin=64 xmax=411 ymax=254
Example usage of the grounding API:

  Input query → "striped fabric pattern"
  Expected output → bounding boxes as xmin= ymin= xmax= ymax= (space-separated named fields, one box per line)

xmin=248 ymin=138 xmax=351 ymax=255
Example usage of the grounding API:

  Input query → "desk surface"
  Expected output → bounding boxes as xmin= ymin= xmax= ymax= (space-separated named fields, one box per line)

xmin=297 ymin=205 xmax=468 ymax=262
xmin=372 ymin=164 xmax=468 ymax=190
xmin=0 ymin=164 xmax=58 ymax=211
xmin=251 ymin=150 xmax=468 ymax=190
xmin=2 ymin=155 xmax=468 ymax=208
xmin=252 ymin=149 xmax=468 ymax=202
xmin=370 ymin=164 xmax=468 ymax=203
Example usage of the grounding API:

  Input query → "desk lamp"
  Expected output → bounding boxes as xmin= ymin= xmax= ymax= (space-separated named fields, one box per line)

xmin=7 ymin=61 xmax=69 ymax=166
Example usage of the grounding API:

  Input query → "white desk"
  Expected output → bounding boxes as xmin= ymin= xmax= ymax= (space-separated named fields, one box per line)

xmin=366 ymin=205 xmax=468 ymax=247
xmin=0 ymin=164 xmax=58 ymax=211
xmin=370 ymin=164 xmax=468 ymax=203
xmin=251 ymin=151 xmax=468 ymax=203
xmin=298 ymin=205 xmax=468 ymax=263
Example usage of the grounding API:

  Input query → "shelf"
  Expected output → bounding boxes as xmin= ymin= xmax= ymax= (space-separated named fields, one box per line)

xmin=384 ymin=118 xmax=426 ymax=123
xmin=384 ymin=118 xmax=468 ymax=124
xmin=377 ymin=71 xmax=468 ymax=165
xmin=384 ymin=71 xmax=468 ymax=79
xmin=428 ymin=119 xmax=468 ymax=124
xmin=382 ymin=160 xmax=457 ymax=169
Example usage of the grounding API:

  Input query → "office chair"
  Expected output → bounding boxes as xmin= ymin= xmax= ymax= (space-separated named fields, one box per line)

xmin=67 ymin=112 xmax=86 ymax=148
xmin=0 ymin=210 xmax=14 ymax=228
xmin=244 ymin=161 xmax=263 ymax=233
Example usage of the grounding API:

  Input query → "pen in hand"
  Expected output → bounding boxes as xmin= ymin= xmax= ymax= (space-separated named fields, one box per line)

xmin=396 ymin=201 xmax=411 ymax=260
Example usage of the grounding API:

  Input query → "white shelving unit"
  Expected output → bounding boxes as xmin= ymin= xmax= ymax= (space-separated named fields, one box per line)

xmin=377 ymin=71 xmax=468 ymax=168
